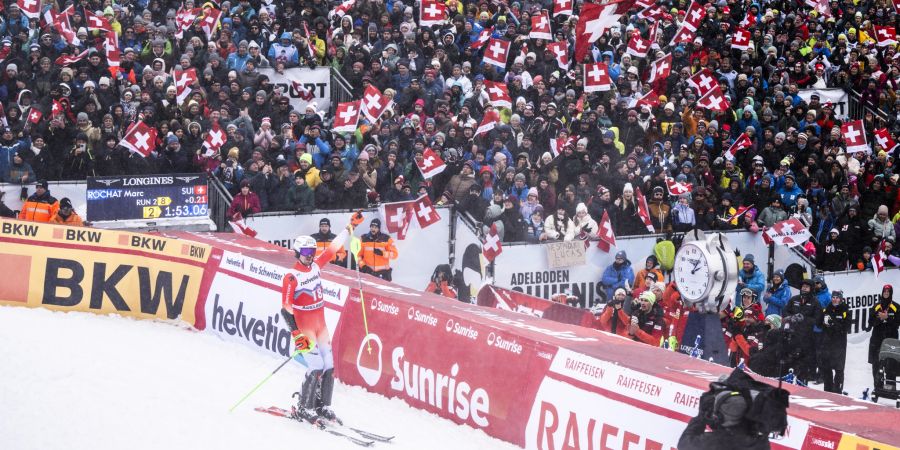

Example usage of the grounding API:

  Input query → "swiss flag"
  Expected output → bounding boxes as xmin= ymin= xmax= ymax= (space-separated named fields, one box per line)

xmin=732 ymin=28 xmax=752 ymax=51
xmin=175 ymin=7 xmax=201 ymax=38
xmin=104 ymin=34 xmax=121 ymax=69
xmin=725 ymin=133 xmax=752 ymax=161
xmin=333 ymin=0 xmax=356 ymax=18
xmin=673 ymin=24 xmax=695 ymax=44
xmin=484 ymin=80 xmax=512 ymax=109
xmin=554 ymin=0 xmax=573 ymax=17
xmin=665 ymin=177 xmax=693 ymax=196
xmin=290 ymin=80 xmax=316 ymax=102
xmin=201 ymin=8 xmax=223 ymax=40
xmin=583 ymin=62 xmax=612 ymax=92
xmin=174 ymin=68 xmax=198 ymax=104
xmin=483 ymin=38 xmax=511 ymax=69
xmin=875 ymin=128 xmax=897 ymax=152
xmin=876 ymin=26 xmax=898 ymax=47
xmin=27 ymin=109 xmax=42 ymax=124
xmin=333 ymin=101 xmax=361 ymax=133
xmin=202 ymin=121 xmax=226 ymax=156
xmin=417 ymin=148 xmax=447 ymax=179
xmin=636 ymin=4 xmax=665 ymax=22
xmin=683 ymin=1 xmax=706 ymax=31
xmin=420 ymin=0 xmax=449 ymax=27
xmin=546 ymin=41 xmax=570 ymax=70
xmin=630 ymin=89 xmax=660 ymax=109
xmin=52 ymin=7 xmax=80 ymax=46
xmin=17 ymin=0 xmax=39 ymax=19
xmin=646 ymin=53 xmax=672 ymax=84
xmin=842 ymin=119 xmax=869 ymax=153
xmin=361 ymin=84 xmax=393 ymax=122
xmin=635 ymin=187 xmax=655 ymax=233
xmin=688 ymin=69 xmax=719 ymax=97
xmin=530 ymin=11 xmax=552 ymax=40
xmin=574 ymin=0 xmax=634 ymax=62
xmin=626 ymin=34 xmax=650 ymax=58
xmin=697 ymin=85 xmax=730 ymax=112
xmin=894 ymin=0 xmax=900 ymax=15
xmin=302 ymin=22 xmax=318 ymax=60
xmin=763 ymin=218 xmax=812 ymax=248
xmin=120 ymin=121 xmax=158 ymax=158
xmin=51 ymin=99 xmax=64 ymax=118
xmin=229 ymin=213 xmax=258 ymax=238
xmin=85 ymin=10 xmax=113 ymax=34
xmin=596 ymin=210 xmax=616 ymax=252
xmin=738 ymin=11 xmax=756 ymax=29
xmin=482 ymin=223 xmax=503 ymax=262
xmin=549 ymin=135 xmax=575 ymax=157
xmin=475 ymin=108 xmax=500 ymax=137
xmin=381 ymin=200 xmax=415 ymax=239
xmin=874 ymin=239 xmax=888 ymax=277
xmin=413 ymin=194 xmax=441 ymax=229
xmin=55 ymin=50 xmax=89 ymax=67
xmin=470 ymin=27 xmax=493 ymax=50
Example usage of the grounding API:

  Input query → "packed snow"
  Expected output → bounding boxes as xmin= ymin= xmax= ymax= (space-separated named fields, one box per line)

xmin=0 ymin=307 xmax=518 ymax=450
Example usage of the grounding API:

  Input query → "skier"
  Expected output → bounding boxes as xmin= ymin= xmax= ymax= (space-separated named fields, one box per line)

xmin=282 ymin=211 xmax=364 ymax=426
xmin=817 ymin=290 xmax=850 ymax=393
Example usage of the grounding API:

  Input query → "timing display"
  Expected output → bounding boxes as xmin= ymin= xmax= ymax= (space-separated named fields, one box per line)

xmin=86 ymin=174 xmax=209 ymax=222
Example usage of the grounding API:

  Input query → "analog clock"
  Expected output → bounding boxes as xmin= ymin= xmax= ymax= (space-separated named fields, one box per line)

xmin=673 ymin=233 xmax=739 ymax=311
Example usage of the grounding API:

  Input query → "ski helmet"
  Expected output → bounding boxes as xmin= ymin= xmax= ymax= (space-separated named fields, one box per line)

xmin=293 ymin=235 xmax=317 ymax=261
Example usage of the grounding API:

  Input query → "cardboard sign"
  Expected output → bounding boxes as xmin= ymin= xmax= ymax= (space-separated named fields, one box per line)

xmin=546 ymin=240 xmax=587 ymax=269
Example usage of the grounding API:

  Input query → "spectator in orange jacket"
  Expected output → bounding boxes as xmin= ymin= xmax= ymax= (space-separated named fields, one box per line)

xmin=633 ymin=255 xmax=664 ymax=292
xmin=49 ymin=197 xmax=84 ymax=226
xmin=18 ymin=180 xmax=59 ymax=223
xmin=359 ymin=218 xmax=399 ymax=281
xmin=596 ymin=288 xmax=631 ymax=336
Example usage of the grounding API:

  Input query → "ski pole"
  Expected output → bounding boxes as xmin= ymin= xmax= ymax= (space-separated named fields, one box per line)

xmin=229 ymin=348 xmax=303 ymax=413
xmin=356 ymin=263 xmax=373 ymax=354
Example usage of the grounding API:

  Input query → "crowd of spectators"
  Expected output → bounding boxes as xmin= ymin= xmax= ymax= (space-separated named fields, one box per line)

xmin=2 ymin=0 xmax=900 ymax=275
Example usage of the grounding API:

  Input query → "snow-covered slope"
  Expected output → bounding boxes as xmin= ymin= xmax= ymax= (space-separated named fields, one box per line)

xmin=0 ymin=307 xmax=518 ymax=450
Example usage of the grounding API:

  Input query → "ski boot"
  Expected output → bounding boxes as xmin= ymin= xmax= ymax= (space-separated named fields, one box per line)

xmin=291 ymin=371 xmax=325 ymax=428
xmin=316 ymin=369 xmax=343 ymax=425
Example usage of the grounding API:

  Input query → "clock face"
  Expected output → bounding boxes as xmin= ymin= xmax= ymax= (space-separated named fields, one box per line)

xmin=674 ymin=243 xmax=711 ymax=302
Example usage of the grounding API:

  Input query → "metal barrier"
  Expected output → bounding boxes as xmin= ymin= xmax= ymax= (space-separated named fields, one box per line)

xmin=207 ymin=175 xmax=233 ymax=231
xmin=329 ymin=67 xmax=354 ymax=116
xmin=848 ymin=88 xmax=890 ymax=123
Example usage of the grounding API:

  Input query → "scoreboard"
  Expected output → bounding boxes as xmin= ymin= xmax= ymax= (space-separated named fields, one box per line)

xmin=86 ymin=174 xmax=209 ymax=222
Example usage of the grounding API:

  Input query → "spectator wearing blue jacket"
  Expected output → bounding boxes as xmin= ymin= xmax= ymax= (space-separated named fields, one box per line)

xmin=0 ymin=127 xmax=31 ymax=182
xmin=736 ymin=254 xmax=766 ymax=298
xmin=601 ymin=250 xmax=635 ymax=301
xmin=777 ymin=173 xmax=803 ymax=209
xmin=763 ymin=269 xmax=791 ymax=316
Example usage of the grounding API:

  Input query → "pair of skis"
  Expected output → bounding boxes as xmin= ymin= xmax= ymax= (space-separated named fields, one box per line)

xmin=255 ymin=406 xmax=394 ymax=447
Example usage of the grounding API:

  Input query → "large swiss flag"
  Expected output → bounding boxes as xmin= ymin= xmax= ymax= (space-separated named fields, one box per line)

xmin=121 ymin=121 xmax=158 ymax=158
xmin=416 ymin=148 xmax=446 ymax=179
xmin=583 ymin=62 xmax=612 ymax=92
xmin=574 ymin=0 xmax=634 ymax=63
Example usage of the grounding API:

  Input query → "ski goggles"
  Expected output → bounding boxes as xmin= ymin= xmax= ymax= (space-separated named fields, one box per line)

xmin=296 ymin=247 xmax=317 ymax=257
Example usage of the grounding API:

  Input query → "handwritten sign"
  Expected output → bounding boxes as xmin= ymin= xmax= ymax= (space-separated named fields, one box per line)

xmin=546 ymin=241 xmax=587 ymax=269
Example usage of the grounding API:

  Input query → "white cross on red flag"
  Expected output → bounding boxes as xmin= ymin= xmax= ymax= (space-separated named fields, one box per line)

xmin=583 ymin=62 xmax=612 ymax=92
xmin=763 ymin=218 xmax=812 ymax=248
xmin=484 ymin=80 xmax=512 ymax=109
xmin=482 ymin=223 xmax=503 ymax=262
xmin=683 ymin=1 xmax=706 ymax=32
xmin=697 ymin=85 xmax=730 ymax=112
xmin=290 ymin=79 xmax=316 ymax=102
xmin=483 ymin=38 xmax=511 ymax=68
xmin=104 ymin=34 xmax=121 ymax=69
xmin=55 ymin=50 xmax=89 ymax=67
xmin=201 ymin=8 xmax=223 ymax=41
xmin=549 ymin=135 xmax=575 ymax=157
xmin=175 ymin=7 xmax=201 ymax=39
xmin=413 ymin=194 xmax=441 ymax=228
xmin=732 ymin=28 xmax=752 ymax=51
xmin=85 ymin=10 xmax=113 ymax=34
xmin=841 ymin=119 xmax=869 ymax=153
xmin=470 ymin=27 xmax=493 ymax=50
xmin=420 ymin=0 xmax=449 ymax=27
xmin=673 ymin=24 xmax=695 ymax=44
xmin=417 ymin=148 xmax=446 ymax=179
xmin=121 ymin=121 xmax=158 ymax=158
xmin=635 ymin=187 xmax=655 ymax=233
xmin=596 ymin=209 xmax=616 ymax=252
xmin=475 ymin=109 xmax=500 ymax=137
xmin=875 ymin=26 xmax=898 ymax=46
xmin=381 ymin=200 xmax=415 ymax=239
xmin=875 ymin=128 xmax=898 ymax=152
xmin=725 ymin=132 xmax=752 ymax=161
xmin=229 ymin=213 xmax=259 ymax=238
xmin=546 ymin=41 xmax=569 ymax=70
xmin=626 ymin=34 xmax=650 ymax=58
xmin=874 ymin=239 xmax=888 ymax=277
xmin=894 ymin=0 xmax=900 ymax=15
xmin=636 ymin=4 xmax=665 ymax=22
xmin=646 ymin=53 xmax=672 ymax=84
xmin=361 ymin=85 xmax=393 ymax=122
xmin=27 ymin=109 xmax=42 ymax=124
xmin=688 ymin=68 xmax=719 ymax=98
xmin=17 ymin=0 xmax=39 ymax=19
xmin=554 ymin=0 xmax=573 ymax=17
xmin=332 ymin=0 xmax=356 ymax=18
xmin=530 ymin=11 xmax=552 ymax=40
xmin=665 ymin=177 xmax=693 ymax=196
xmin=333 ymin=101 xmax=361 ymax=133
xmin=574 ymin=0 xmax=634 ymax=63
xmin=52 ymin=7 xmax=80 ymax=46
xmin=202 ymin=121 xmax=226 ymax=156
xmin=174 ymin=68 xmax=198 ymax=104
xmin=630 ymin=89 xmax=660 ymax=109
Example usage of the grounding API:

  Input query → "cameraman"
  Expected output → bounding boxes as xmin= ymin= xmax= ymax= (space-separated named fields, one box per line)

xmin=595 ymin=288 xmax=631 ymax=336
xmin=628 ymin=291 xmax=665 ymax=346
xmin=425 ymin=264 xmax=457 ymax=299
xmin=678 ymin=390 xmax=771 ymax=450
